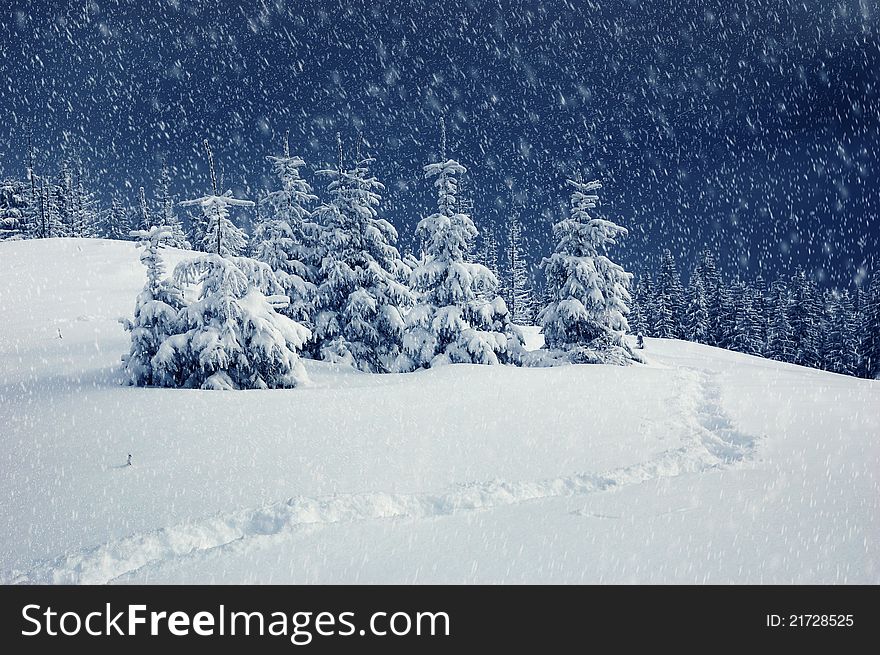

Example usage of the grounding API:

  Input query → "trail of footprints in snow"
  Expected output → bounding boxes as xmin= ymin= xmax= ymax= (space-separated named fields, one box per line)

xmin=6 ymin=367 xmax=759 ymax=585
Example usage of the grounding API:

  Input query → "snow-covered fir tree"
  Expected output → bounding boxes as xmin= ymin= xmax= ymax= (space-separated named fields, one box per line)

xmin=40 ymin=177 xmax=62 ymax=238
xmin=824 ymin=291 xmax=859 ymax=376
xmin=19 ymin=133 xmax=41 ymax=238
xmin=816 ymin=290 xmax=834 ymax=370
xmin=854 ymin=284 xmax=867 ymax=367
xmin=726 ymin=281 xmax=747 ymax=352
xmin=9 ymin=163 xmax=43 ymax=239
xmin=694 ymin=249 xmax=723 ymax=346
xmin=627 ymin=279 xmax=646 ymax=336
xmin=178 ymin=140 xmax=252 ymax=256
xmin=180 ymin=192 xmax=250 ymax=254
xmin=185 ymin=202 xmax=210 ymax=250
xmin=716 ymin=284 xmax=739 ymax=350
xmin=506 ymin=197 xmax=533 ymax=324
xmin=537 ymin=177 xmax=634 ymax=364
xmin=766 ymin=282 xmax=795 ymax=362
xmin=69 ymin=183 xmax=86 ymax=236
xmin=521 ymin=275 xmax=541 ymax=326
xmin=28 ymin=175 xmax=48 ymax=239
xmin=43 ymin=182 xmax=60 ymax=237
xmin=310 ymin=136 xmax=413 ymax=372
xmin=684 ymin=274 xmax=710 ymax=344
xmin=397 ymin=127 xmax=522 ymax=370
xmin=98 ymin=195 xmax=133 ymax=240
xmin=788 ymin=269 xmax=821 ymax=368
xmin=401 ymin=248 xmax=423 ymax=280
xmin=654 ymin=248 xmax=684 ymax=339
xmin=152 ymin=253 xmax=311 ymax=390
xmin=252 ymin=137 xmax=320 ymax=326
xmin=150 ymin=140 xmax=311 ymax=390
xmin=481 ymin=224 xmax=500 ymax=281
xmin=121 ymin=226 xmax=185 ymax=385
xmin=729 ymin=282 xmax=762 ymax=356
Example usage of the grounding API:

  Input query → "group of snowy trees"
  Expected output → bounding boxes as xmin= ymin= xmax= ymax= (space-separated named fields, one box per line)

xmin=121 ymin=128 xmax=637 ymax=389
xmin=122 ymin=141 xmax=311 ymax=390
xmin=1 ymin=139 xmax=545 ymax=328
xmin=8 ymin=133 xmax=876 ymax=386
xmin=630 ymin=248 xmax=880 ymax=379
xmin=0 ymin=158 xmax=191 ymax=247
xmin=0 ymin=158 xmax=102 ymax=241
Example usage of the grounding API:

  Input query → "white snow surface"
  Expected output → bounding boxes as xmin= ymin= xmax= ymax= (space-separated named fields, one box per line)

xmin=0 ymin=238 xmax=877 ymax=584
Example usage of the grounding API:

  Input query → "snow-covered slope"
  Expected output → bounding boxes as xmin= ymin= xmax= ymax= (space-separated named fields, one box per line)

xmin=0 ymin=238 xmax=877 ymax=584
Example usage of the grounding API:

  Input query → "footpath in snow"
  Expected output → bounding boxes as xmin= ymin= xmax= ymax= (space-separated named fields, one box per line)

xmin=6 ymin=365 xmax=758 ymax=584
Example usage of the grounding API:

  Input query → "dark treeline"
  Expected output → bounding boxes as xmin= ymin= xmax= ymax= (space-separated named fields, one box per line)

xmin=0 ymin=161 xmax=188 ymax=247
xmin=629 ymin=248 xmax=880 ymax=380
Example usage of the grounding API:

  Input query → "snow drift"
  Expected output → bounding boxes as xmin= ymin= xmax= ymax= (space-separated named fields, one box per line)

xmin=0 ymin=238 xmax=877 ymax=583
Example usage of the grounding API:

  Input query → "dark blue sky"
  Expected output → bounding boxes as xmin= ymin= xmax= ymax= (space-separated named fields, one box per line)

xmin=2 ymin=0 xmax=878 ymax=287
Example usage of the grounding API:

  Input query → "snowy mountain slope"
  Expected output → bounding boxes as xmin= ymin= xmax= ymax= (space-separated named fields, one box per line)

xmin=1 ymin=239 xmax=877 ymax=583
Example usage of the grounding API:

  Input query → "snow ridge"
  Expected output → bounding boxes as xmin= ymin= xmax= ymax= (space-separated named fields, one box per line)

xmin=5 ymin=368 xmax=757 ymax=585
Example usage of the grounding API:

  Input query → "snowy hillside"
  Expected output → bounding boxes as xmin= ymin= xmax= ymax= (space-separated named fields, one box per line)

xmin=1 ymin=238 xmax=877 ymax=584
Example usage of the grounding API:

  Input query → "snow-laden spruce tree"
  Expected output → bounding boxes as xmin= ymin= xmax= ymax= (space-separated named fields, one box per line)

xmin=399 ymin=249 xmax=421 ymax=289
xmin=655 ymin=248 xmax=684 ymax=338
xmin=716 ymin=284 xmax=739 ymax=349
xmin=631 ymin=273 xmax=656 ymax=337
xmin=40 ymin=177 xmax=62 ymax=238
xmin=121 ymin=226 xmax=185 ymax=385
xmin=181 ymin=190 xmax=250 ymax=255
xmin=457 ymin=177 xmax=477 ymax=259
xmin=98 ymin=195 xmax=133 ymax=240
xmin=627 ymin=283 xmax=646 ymax=336
xmin=310 ymin=135 xmax=413 ymax=372
xmin=153 ymin=254 xmax=311 ymax=389
xmin=506 ymin=198 xmax=534 ymax=324
xmin=252 ymin=135 xmax=320 ymax=325
xmin=694 ymin=249 xmax=723 ymax=346
xmin=537 ymin=177 xmax=635 ymax=365
xmin=766 ymin=283 xmax=795 ymax=362
xmin=730 ymin=282 xmax=762 ymax=356
xmin=67 ymin=161 xmax=99 ymax=237
xmin=151 ymin=139 xmax=311 ymax=390
xmin=396 ymin=125 xmax=523 ymax=371
xmin=179 ymin=141 xmax=251 ymax=256
xmin=788 ymin=269 xmax=822 ymax=368
xmin=824 ymin=291 xmax=859 ymax=376
xmin=684 ymin=275 xmax=710 ymax=344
